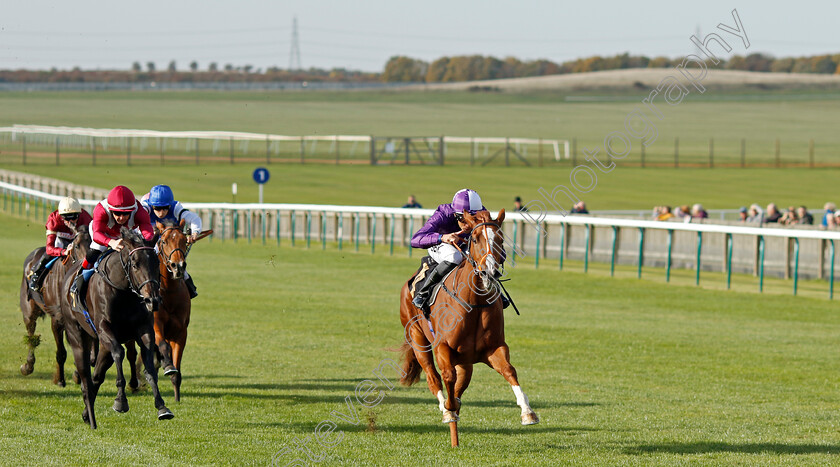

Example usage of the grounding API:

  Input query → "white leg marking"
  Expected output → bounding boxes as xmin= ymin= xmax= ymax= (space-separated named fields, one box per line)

xmin=436 ymin=390 xmax=446 ymax=412
xmin=511 ymin=385 xmax=533 ymax=416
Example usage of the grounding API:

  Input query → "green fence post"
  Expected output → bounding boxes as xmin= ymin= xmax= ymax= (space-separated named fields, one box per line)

xmin=830 ymin=240 xmax=835 ymax=300
xmin=408 ymin=217 xmax=414 ymax=258
xmin=666 ymin=230 xmax=673 ymax=282
xmin=221 ymin=211 xmax=226 ymax=243
xmin=793 ymin=238 xmax=800 ymax=296
xmin=758 ymin=236 xmax=765 ymax=292
xmin=355 ymin=213 xmax=360 ymax=252
xmin=695 ymin=232 xmax=703 ymax=286
xmin=306 ymin=212 xmax=311 ymax=249
xmin=637 ymin=227 xmax=645 ymax=278
xmin=584 ymin=224 xmax=590 ymax=273
xmin=389 ymin=214 xmax=395 ymax=256
xmin=322 ymin=213 xmax=327 ymax=250
xmin=371 ymin=214 xmax=377 ymax=254
xmin=262 ymin=211 xmax=266 ymax=245
xmin=291 ymin=210 xmax=296 ymax=247
xmin=247 ymin=210 xmax=252 ymax=244
xmin=726 ymin=233 xmax=733 ymax=289
xmin=610 ymin=226 xmax=617 ymax=277
xmin=276 ymin=210 xmax=281 ymax=246
xmin=559 ymin=223 xmax=565 ymax=271
xmin=535 ymin=223 xmax=541 ymax=269
xmin=338 ymin=214 xmax=344 ymax=251
xmin=233 ymin=210 xmax=238 ymax=243
xmin=512 ymin=222 xmax=518 ymax=263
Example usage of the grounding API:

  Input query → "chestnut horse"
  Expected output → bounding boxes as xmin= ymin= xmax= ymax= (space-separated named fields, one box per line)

xmin=60 ymin=227 xmax=172 ymax=429
xmin=398 ymin=209 xmax=538 ymax=432
xmin=19 ymin=227 xmax=90 ymax=386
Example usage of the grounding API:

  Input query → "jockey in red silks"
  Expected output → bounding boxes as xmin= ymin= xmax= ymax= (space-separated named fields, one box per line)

xmin=141 ymin=184 xmax=202 ymax=298
xmin=69 ymin=185 xmax=155 ymax=303
xmin=409 ymin=188 xmax=507 ymax=317
xmin=27 ymin=197 xmax=93 ymax=292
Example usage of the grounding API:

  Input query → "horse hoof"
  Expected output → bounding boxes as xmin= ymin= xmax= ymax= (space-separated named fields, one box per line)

xmin=128 ymin=380 xmax=139 ymax=393
xmin=56 ymin=380 xmax=66 ymax=388
xmin=521 ymin=411 xmax=539 ymax=426
xmin=20 ymin=364 xmax=33 ymax=376
xmin=158 ymin=408 xmax=174 ymax=420
xmin=442 ymin=410 xmax=459 ymax=424
xmin=113 ymin=398 xmax=129 ymax=413
xmin=82 ymin=410 xmax=90 ymax=424
xmin=163 ymin=367 xmax=179 ymax=376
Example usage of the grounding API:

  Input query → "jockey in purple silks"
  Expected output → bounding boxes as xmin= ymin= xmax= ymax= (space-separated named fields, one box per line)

xmin=410 ymin=189 xmax=508 ymax=317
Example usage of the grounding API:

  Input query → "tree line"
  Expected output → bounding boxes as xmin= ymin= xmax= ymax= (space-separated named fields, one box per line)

xmin=0 ymin=52 xmax=838 ymax=84
xmin=381 ymin=52 xmax=840 ymax=82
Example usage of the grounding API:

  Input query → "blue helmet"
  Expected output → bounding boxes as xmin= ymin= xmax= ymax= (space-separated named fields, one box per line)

xmin=148 ymin=185 xmax=175 ymax=207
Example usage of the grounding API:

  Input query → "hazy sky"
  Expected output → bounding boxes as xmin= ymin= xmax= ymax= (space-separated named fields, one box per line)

xmin=1 ymin=1 xmax=836 ymax=72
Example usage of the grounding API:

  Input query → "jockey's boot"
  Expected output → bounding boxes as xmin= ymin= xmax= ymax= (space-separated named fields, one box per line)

xmin=28 ymin=255 xmax=52 ymax=292
xmin=184 ymin=275 xmax=198 ymax=299
xmin=412 ymin=260 xmax=458 ymax=320
xmin=501 ymin=294 xmax=510 ymax=309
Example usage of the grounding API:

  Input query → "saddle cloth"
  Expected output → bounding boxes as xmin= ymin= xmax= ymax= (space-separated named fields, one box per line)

xmin=409 ymin=256 xmax=458 ymax=309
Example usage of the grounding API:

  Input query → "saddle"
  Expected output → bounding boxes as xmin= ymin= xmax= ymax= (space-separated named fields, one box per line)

xmin=408 ymin=256 xmax=458 ymax=310
xmin=71 ymin=250 xmax=114 ymax=314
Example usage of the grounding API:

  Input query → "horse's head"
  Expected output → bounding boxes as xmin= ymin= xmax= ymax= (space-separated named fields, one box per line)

xmin=119 ymin=227 xmax=161 ymax=313
xmin=156 ymin=219 xmax=188 ymax=279
xmin=462 ymin=209 xmax=506 ymax=291
xmin=67 ymin=224 xmax=91 ymax=263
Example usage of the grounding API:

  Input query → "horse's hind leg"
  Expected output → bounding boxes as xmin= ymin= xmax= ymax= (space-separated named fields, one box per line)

xmin=138 ymin=331 xmax=173 ymax=420
xmin=406 ymin=323 xmax=444 ymax=411
xmin=20 ymin=307 xmax=40 ymax=376
xmin=483 ymin=345 xmax=539 ymax=425
xmin=51 ymin=318 xmax=67 ymax=387
xmin=125 ymin=342 xmax=139 ymax=392
xmin=68 ymin=330 xmax=97 ymax=429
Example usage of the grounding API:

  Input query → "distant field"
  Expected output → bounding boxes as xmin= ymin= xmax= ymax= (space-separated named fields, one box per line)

xmin=3 ymin=164 xmax=840 ymax=213
xmin=0 ymin=89 xmax=839 ymax=167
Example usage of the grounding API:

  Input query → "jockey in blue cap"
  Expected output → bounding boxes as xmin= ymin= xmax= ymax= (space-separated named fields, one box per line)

xmin=141 ymin=185 xmax=202 ymax=298
xmin=409 ymin=188 xmax=507 ymax=316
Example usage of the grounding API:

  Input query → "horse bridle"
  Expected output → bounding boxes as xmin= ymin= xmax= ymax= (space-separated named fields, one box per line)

xmin=463 ymin=221 xmax=503 ymax=280
xmin=157 ymin=227 xmax=187 ymax=275
xmin=98 ymin=245 xmax=160 ymax=298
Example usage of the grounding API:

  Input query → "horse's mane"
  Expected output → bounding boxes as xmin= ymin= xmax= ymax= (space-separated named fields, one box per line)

xmin=158 ymin=218 xmax=179 ymax=229
xmin=120 ymin=227 xmax=145 ymax=245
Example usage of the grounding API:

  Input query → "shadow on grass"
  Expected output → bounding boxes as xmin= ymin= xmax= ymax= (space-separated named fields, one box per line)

xmin=625 ymin=442 xmax=840 ymax=455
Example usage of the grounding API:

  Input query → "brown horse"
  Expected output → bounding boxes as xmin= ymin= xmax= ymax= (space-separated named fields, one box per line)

xmin=398 ymin=209 xmax=538 ymax=433
xmin=60 ymin=227 xmax=172 ymax=429
xmin=19 ymin=227 xmax=90 ymax=386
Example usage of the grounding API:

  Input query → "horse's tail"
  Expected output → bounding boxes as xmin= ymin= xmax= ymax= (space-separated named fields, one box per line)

xmin=399 ymin=341 xmax=422 ymax=387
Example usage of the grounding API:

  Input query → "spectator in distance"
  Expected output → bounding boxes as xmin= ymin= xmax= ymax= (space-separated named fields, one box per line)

xmin=765 ymin=203 xmax=782 ymax=223
xmin=656 ymin=206 xmax=674 ymax=221
xmin=796 ymin=206 xmax=813 ymax=225
xmin=675 ymin=205 xmax=691 ymax=219
xmin=823 ymin=202 xmax=836 ymax=228
xmin=747 ymin=204 xmax=764 ymax=223
xmin=691 ymin=204 xmax=708 ymax=219
xmin=779 ymin=206 xmax=799 ymax=225
xmin=402 ymin=195 xmax=422 ymax=209
xmin=738 ymin=207 xmax=748 ymax=222
xmin=570 ymin=201 xmax=589 ymax=214
xmin=513 ymin=196 xmax=528 ymax=212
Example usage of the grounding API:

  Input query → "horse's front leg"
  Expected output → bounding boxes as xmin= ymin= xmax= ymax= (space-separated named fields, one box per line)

xmin=20 ymin=307 xmax=40 ymax=376
xmin=51 ymin=316 xmax=67 ymax=387
xmin=125 ymin=341 xmax=139 ymax=392
xmin=434 ymin=344 xmax=460 ymax=424
xmin=484 ymin=345 xmax=539 ymax=425
xmin=453 ymin=364 xmax=473 ymax=416
xmin=138 ymin=328 xmax=174 ymax=420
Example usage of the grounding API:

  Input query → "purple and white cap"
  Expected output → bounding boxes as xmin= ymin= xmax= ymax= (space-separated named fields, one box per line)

xmin=452 ymin=189 xmax=483 ymax=213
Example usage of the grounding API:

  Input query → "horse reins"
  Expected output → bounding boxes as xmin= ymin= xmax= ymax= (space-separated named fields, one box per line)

xmin=442 ymin=221 xmax=507 ymax=309
xmin=97 ymin=245 xmax=160 ymax=298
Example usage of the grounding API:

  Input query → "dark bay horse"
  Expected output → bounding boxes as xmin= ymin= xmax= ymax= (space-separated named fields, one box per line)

xmin=128 ymin=219 xmax=192 ymax=401
xmin=60 ymin=227 xmax=172 ymax=429
xmin=399 ymin=209 xmax=538 ymax=435
xmin=19 ymin=227 xmax=90 ymax=386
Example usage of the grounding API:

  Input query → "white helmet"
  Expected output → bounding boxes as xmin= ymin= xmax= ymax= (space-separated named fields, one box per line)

xmin=58 ymin=197 xmax=82 ymax=216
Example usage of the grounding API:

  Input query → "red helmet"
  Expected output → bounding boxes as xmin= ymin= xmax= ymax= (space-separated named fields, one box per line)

xmin=106 ymin=185 xmax=137 ymax=212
